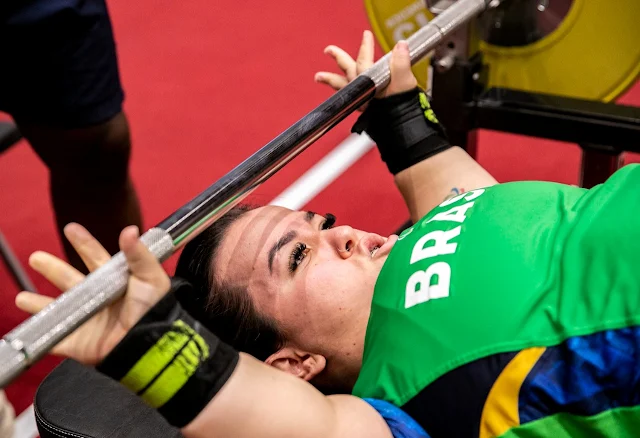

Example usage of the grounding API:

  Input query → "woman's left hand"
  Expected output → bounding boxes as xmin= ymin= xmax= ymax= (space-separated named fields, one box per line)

xmin=315 ymin=30 xmax=418 ymax=101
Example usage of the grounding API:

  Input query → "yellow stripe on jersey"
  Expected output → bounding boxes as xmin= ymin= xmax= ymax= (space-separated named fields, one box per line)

xmin=479 ymin=347 xmax=546 ymax=438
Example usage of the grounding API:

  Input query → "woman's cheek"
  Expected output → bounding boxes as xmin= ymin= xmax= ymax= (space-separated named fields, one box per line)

xmin=306 ymin=264 xmax=339 ymax=298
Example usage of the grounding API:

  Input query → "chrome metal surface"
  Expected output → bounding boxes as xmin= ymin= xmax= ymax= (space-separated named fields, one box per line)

xmin=478 ymin=0 xmax=574 ymax=46
xmin=426 ymin=0 xmax=456 ymax=14
xmin=365 ymin=0 xmax=487 ymax=88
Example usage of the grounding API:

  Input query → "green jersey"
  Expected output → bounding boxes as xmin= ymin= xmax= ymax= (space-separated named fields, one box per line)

xmin=353 ymin=164 xmax=640 ymax=437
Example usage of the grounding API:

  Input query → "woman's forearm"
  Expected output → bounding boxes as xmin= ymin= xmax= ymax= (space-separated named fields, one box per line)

xmin=394 ymin=147 xmax=498 ymax=222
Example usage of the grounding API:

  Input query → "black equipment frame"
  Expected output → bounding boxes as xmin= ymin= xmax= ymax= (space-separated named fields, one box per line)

xmin=430 ymin=53 xmax=640 ymax=189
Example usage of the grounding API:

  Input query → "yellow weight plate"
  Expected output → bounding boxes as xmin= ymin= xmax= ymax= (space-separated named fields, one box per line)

xmin=365 ymin=0 xmax=640 ymax=102
xmin=364 ymin=0 xmax=434 ymax=89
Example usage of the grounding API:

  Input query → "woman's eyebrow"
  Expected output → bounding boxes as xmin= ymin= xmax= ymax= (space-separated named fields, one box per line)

xmin=304 ymin=211 xmax=316 ymax=223
xmin=268 ymin=230 xmax=297 ymax=274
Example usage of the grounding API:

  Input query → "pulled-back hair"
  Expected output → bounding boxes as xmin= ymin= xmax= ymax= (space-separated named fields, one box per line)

xmin=175 ymin=205 xmax=287 ymax=361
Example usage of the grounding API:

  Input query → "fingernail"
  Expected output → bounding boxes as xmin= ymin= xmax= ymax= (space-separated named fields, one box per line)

xmin=314 ymin=73 xmax=323 ymax=82
xmin=397 ymin=40 xmax=409 ymax=53
xmin=63 ymin=222 xmax=76 ymax=235
xmin=131 ymin=225 xmax=140 ymax=238
xmin=65 ymin=223 xmax=89 ymax=239
xmin=28 ymin=251 xmax=44 ymax=268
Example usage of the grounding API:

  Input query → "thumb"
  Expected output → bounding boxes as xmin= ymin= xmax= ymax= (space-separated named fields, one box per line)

xmin=119 ymin=226 xmax=169 ymax=290
xmin=386 ymin=40 xmax=417 ymax=96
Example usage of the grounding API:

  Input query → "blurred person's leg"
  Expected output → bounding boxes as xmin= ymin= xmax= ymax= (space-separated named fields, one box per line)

xmin=0 ymin=1 xmax=143 ymax=272
xmin=19 ymin=113 xmax=142 ymax=272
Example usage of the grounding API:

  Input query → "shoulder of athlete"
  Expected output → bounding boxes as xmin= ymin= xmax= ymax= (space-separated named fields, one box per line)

xmin=327 ymin=394 xmax=394 ymax=438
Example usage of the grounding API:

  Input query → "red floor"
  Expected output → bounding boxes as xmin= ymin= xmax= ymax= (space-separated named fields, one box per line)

xmin=0 ymin=0 xmax=639 ymax=414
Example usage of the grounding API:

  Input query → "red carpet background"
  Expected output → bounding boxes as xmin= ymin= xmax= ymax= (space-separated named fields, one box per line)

xmin=0 ymin=0 xmax=638 ymax=413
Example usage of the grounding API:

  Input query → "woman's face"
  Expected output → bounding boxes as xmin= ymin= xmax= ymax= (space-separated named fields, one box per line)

xmin=213 ymin=205 xmax=397 ymax=369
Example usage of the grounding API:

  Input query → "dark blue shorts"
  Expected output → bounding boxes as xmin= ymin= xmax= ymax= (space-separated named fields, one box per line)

xmin=0 ymin=0 xmax=124 ymax=128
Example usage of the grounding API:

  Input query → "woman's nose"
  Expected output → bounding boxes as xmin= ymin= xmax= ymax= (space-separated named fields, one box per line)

xmin=325 ymin=225 xmax=357 ymax=259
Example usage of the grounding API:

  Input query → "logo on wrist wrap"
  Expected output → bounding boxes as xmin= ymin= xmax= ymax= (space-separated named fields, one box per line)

xmin=419 ymin=92 xmax=440 ymax=125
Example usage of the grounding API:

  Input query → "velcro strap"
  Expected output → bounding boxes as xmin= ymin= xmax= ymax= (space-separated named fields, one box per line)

xmin=352 ymin=88 xmax=451 ymax=174
xmin=386 ymin=110 xmax=441 ymax=150
xmin=97 ymin=278 xmax=239 ymax=428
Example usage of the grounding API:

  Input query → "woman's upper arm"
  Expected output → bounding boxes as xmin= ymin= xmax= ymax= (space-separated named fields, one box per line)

xmin=181 ymin=353 xmax=392 ymax=438
xmin=329 ymin=394 xmax=394 ymax=438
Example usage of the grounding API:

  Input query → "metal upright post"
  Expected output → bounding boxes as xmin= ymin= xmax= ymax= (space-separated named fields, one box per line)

xmin=579 ymin=145 xmax=623 ymax=189
xmin=428 ymin=3 xmax=485 ymax=159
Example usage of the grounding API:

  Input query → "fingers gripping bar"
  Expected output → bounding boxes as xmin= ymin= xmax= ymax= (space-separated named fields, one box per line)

xmin=0 ymin=228 xmax=174 ymax=386
xmin=0 ymin=0 xmax=497 ymax=388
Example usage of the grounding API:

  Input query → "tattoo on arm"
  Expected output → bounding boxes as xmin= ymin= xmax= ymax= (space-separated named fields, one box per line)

xmin=443 ymin=187 xmax=466 ymax=201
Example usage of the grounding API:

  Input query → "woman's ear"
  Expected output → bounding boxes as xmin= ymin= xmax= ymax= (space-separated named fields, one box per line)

xmin=265 ymin=347 xmax=326 ymax=381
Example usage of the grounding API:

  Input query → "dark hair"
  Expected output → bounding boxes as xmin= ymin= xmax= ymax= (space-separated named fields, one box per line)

xmin=175 ymin=205 xmax=287 ymax=361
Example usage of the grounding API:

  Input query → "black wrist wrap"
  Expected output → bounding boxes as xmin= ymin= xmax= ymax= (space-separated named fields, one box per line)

xmin=352 ymin=87 xmax=451 ymax=175
xmin=96 ymin=278 xmax=239 ymax=428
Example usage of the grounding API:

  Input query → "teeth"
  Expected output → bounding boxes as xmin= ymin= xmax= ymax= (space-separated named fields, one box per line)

xmin=370 ymin=246 xmax=380 ymax=257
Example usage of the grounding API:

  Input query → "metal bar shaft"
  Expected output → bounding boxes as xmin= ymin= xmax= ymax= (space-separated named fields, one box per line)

xmin=0 ymin=0 xmax=494 ymax=388
xmin=0 ymin=231 xmax=38 ymax=294
xmin=160 ymin=0 xmax=490 ymax=248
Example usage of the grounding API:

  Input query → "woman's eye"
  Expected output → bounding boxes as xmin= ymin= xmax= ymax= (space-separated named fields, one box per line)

xmin=289 ymin=243 xmax=308 ymax=273
xmin=322 ymin=213 xmax=336 ymax=230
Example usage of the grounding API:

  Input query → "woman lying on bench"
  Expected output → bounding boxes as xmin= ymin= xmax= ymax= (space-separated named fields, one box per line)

xmin=17 ymin=32 xmax=640 ymax=438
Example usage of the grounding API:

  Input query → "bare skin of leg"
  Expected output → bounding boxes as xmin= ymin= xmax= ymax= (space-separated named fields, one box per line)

xmin=17 ymin=112 xmax=143 ymax=273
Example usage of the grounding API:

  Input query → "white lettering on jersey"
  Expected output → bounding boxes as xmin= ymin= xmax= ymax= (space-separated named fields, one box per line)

xmin=426 ymin=201 xmax=475 ymax=225
xmin=403 ymin=188 xmax=487 ymax=309
xmin=405 ymin=262 xmax=451 ymax=308
xmin=398 ymin=226 xmax=414 ymax=241
xmin=410 ymin=227 xmax=461 ymax=264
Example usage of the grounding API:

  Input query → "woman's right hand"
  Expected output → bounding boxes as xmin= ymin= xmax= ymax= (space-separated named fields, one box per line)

xmin=15 ymin=224 xmax=172 ymax=365
xmin=315 ymin=30 xmax=418 ymax=100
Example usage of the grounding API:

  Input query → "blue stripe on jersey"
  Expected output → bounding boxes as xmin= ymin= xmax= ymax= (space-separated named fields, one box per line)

xmin=519 ymin=326 xmax=640 ymax=424
xmin=364 ymin=398 xmax=431 ymax=438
